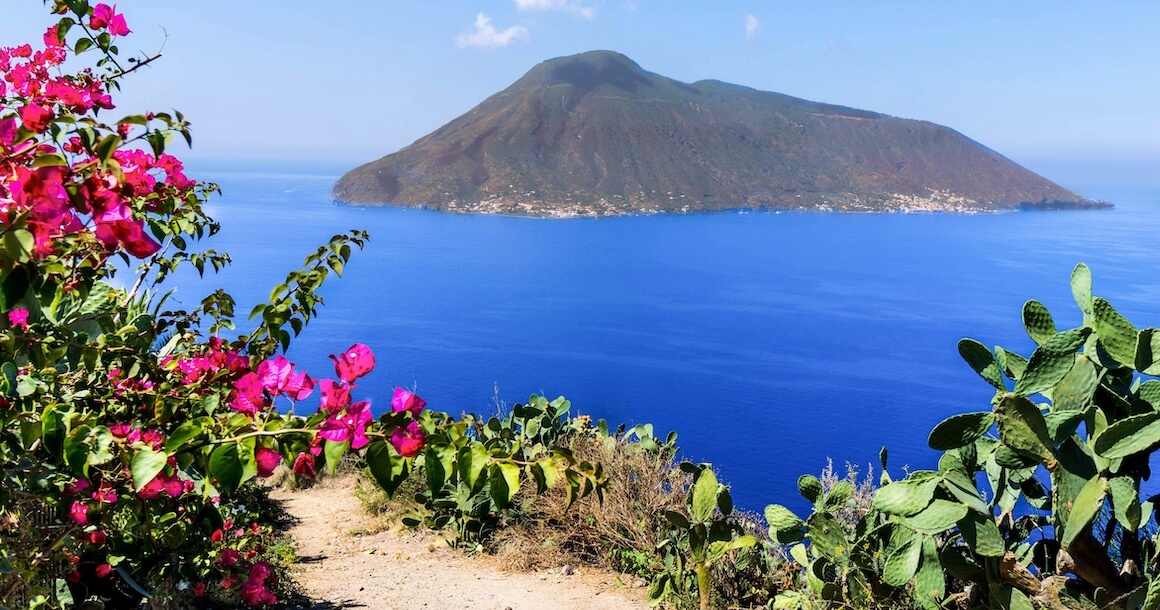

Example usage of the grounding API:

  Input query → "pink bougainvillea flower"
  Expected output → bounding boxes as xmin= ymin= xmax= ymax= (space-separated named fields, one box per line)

xmin=92 ymin=204 xmax=161 ymax=258
xmin=42 ymin=25 xmax=62 ymax=48
xmin=65 ymin=478 xmax=91 ymax=496
xmin=138 ymin=472 xmax=184 ymax=500
xmin=390 ymin=421 xmax=426 ymax=458
xmin=318 ymin=379 xmax=352 ymax=413
xmin=255 ymin=446 xmax=282 ymax=478
xmin=68 ymin=501 xmax=89 ymax=525
xmin=89 ymin=530 xmax=106 ymax=545
xmin=0 ymin=117 xmax=17 ymax=148
xmin=291 ymin=452 xmax=316 ymax=478
xmin=391 ymin=387 xmax=426 ymax=417
xmin=330 ymin=344 xmax=375 ymax=383
xmin=19 ymin=103 xmax=52 ymax=133
xmin=210 ymin=529 xmax=223 ymax=543
xmin=94 ymin=563 xmax=113 ymax=578
xmin=218 ymin=548 xmax=241 ymax=567
xmin=92 ymin=482 xmax=118 ymax=504
xmin=229 ymin=372 xmax=269 ymax=415
xmin=318 ymin=400 xmax=373 ymax=449
xmin=257 ymin=355 xmax=315 ymax=400
xmin=193 ymin=582 xmax=206 ymax=597
xmin=90 ymin=4 xmax=130 ymax=36
xmin=7 ymin=308 xmax=29 ymax=330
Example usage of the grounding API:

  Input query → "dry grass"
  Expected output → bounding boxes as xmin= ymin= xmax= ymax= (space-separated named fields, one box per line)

xmin=494 ymin=431 xmax=689 ymax=574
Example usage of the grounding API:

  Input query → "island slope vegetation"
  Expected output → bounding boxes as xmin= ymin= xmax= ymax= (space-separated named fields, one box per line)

xmin=334 ymin=51 xmax=1105 ymax=216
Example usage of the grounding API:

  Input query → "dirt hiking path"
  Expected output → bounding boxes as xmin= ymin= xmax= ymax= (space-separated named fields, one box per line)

xmin=273 ymin=480 xmax=648 ymax=610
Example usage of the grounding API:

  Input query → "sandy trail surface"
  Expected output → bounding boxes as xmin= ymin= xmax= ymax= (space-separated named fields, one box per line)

xmin=273 ymin=480 xmax=648 ymax=610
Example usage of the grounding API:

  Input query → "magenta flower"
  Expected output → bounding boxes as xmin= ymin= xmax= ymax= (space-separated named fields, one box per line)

xmin=318 ymin=379 xmax=352 ymax=413
xmin=90 ymin=4 xmax=130 ymax=36
xmin=92 ymin=482 xmax=117 ymax=505
xmin=229 ymin=372 xmax=269 ymax=415
xmin=94 ymin=563 xmax=113 ymax=579
xmin=92 ymin=203 xmax=161 ymax=258
xmin=69 ymin=501 xmax=89 ymax=525
xmin=390 ymin=422 xmax=426 ymax=458
xmin=7 ymin=308 xmax=29 ymax=330
xmin=318 ymin=400 xmax=372 ymax=449
xmin=219 ymin=548 xmax=241 ymax=567
xmin=391 ymin=387 xmax=426 ymax=417
xmin=330 ymin=343 xmax=375 ymax=383
xmin=255 ymin=446 xmax=282 ymax=478
xmin=292 ymin=452 xmax=316 ymax=478
xmin=257 ymin=355 xmax=315 ymax=400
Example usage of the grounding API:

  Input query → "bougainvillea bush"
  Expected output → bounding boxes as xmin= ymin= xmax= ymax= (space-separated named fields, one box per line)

xmin=0 ymin=2 xmax=602 ymax=608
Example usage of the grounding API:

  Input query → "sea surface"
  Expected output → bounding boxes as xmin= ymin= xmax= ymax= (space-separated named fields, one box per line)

xmin=167 ymin=165 xmax=1160 ymax=512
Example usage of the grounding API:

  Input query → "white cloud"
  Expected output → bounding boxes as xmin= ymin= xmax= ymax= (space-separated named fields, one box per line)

xmin=456 ymin=13 xmax=530 ymax=49
xmin=515 ymin=0 xmax=597 ymax=20
xmin=745 ymin=14 xmax=759 ymax=43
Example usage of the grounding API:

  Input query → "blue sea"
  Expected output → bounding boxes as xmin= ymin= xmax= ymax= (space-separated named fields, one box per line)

xmin=167 ymin=164 xmax=1160 ymax=512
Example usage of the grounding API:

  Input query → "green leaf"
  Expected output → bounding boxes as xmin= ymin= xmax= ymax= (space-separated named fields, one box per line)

xmin=1108 ymin=476 xmax=1141 ymax=531
xmin=764 ymin=504 xmax=805 ymax=534
xmin=1022 ymin=300 xmax=1057 ymax=345
xmin=164 ymin=422 xmax=203 ymax=453
xmin=323 ymin=439 xmax=347 ymax=474
xmin=903 ymin=499 xmax=968 ymax=534
xmin=994 ymin=395 xmax=1057 ymax=468
xmin=366 ymin=441 xmax=410 ymax=496
xmin=1139 ymin=380 xmax=1160 ymax=409
xmin=238 ymin=437 xmax=258 ymax=485
xmin=958 ymin=339 xmax=1005 ymax=390
xmin=1061 ymin=476 xmax=1106 ymax=548
xmin=883 ymin=535 xmax=922 ymax=586
xmin=996 ymin=347 xmax=1029 ymax=381
xmin=1136 ymin=328 xmax=1160 ymax=375
xmin=691 ymin=468 xmax=719 ymax=522
xmin=822 ymin=480 xmax=853 ymax=511
xmin=806 ymin=513 xmax=848 ymax=563
xmin=912 ymin=536 xmax=945 ymax=605
xmin=458 ymin=443 xmax=490 ymax=490
xmin=534 ymin=457 xmax=558 ymax=492
xmin=1014 ymin=328 xmax=1090 ymax=396
xmin=1093 ymin=412 xmax=1160 ymax=458
xmin=958 ymin=512 xmax=1004 ymax=556
xmin=208 ymin=444 xmax=243 ymax=494
xmin=1051 ymin=354 xmax=1098 ymax=413
xmin=1093 ymin=297 xmax=1139 ymax=368
xmin=490 ymin=462 xmax=521 ymax=509
xmin=130 ymin=445 xmax=168 ymax=490
xmin=873 ymin=475 xmax=940 ymax=516
xmin=1142 ymin=575 xmax=1160 ymax=610
xmin=797 ymin=474 xmax=823 ymax=504
xmin=2 ymin=229 xmax=35 ymax=263
xmin=86 ymin=426 xmax=114 ymax=469
xmin=928 ymin=412 xmax=994 ymax=450
xmin=1071 ymin=263 xmax=1093 ymax=320
xmin=942 ymin=470 xmax=989 ymax=514
xmin=63 ymin=426 xmax=92 ymax=476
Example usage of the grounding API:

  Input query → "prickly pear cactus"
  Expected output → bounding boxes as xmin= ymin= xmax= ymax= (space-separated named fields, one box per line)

xmin=774 ymin=264 xmax=1160 ymax=610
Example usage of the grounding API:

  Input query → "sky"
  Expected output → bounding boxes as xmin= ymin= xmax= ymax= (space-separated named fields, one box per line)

xmin=2 ymin=1 xmax=1158 ymax=187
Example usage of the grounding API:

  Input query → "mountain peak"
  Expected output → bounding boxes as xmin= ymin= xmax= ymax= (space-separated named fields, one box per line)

xmin=334 ymin=52 xmax=1105 ymax=216
xmin=518 ymin=50 xmax=654 ymax=94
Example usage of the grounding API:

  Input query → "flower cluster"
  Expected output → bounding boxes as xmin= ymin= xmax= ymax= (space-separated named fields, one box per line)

xmin=1 ymin=4 xmax=198 ymax=264
xmin=0 ymin=5 xmax=438 ymax=607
